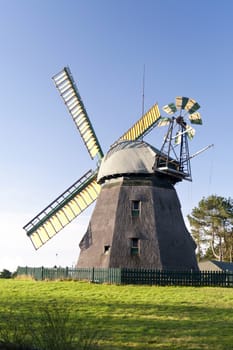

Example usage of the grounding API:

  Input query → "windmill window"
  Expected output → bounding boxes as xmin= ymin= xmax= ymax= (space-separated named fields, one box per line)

xmin=131 ymin=200 xmax=140 ymax=217
xmin=131 ymin=238 xmax=139 ymax=255
xmin=104 ymin=245 xmax=110 ymax=255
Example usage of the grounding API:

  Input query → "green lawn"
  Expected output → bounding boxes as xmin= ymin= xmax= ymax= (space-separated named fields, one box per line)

xmin=0 ymin=279 xmax=233 ymax=349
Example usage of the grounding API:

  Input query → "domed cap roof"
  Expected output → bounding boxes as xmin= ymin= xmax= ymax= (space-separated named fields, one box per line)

xmin=97 ymin=140 xmax=159 ymax=183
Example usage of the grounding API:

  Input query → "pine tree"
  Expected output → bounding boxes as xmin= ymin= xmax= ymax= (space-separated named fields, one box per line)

xmin=188 ymin=195 xmax=233 ymax=261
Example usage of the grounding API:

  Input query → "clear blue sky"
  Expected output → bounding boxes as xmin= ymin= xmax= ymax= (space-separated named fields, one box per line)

xmin=0 ymin=0 xmax=232 ymax=271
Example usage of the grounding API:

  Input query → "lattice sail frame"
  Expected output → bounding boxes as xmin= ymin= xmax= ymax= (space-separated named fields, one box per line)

xmin=24 ymin=170 xmax=100 ymax=249
xmin=52 ymin=67 xmax=104 ymax=161
xmin=117 ymin=103 xmax=161 ymax=142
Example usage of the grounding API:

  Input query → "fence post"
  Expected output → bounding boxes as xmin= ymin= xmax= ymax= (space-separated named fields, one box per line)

xmin=91 ymin=267 xmax=94 ymax=282
xmin=41 ymin=266 xmax=44 ymax=281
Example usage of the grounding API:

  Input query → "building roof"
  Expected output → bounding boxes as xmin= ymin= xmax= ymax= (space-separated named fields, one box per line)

xmin=198 ymin=260 xmax=233 ymax=272
xmin=97 ymin=140 xmax=159 ymax=183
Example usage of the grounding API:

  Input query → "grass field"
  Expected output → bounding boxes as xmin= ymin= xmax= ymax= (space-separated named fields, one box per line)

xmin=0 ymin=279 xmax=233 ymax=349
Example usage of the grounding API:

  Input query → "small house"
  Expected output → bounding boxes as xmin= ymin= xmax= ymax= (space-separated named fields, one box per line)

xmin=199 ymin=260 xmax=233 ymax=272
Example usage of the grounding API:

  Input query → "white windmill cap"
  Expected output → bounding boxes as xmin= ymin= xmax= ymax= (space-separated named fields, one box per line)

xmin=97 ymin=140 xmax=160 ymax=184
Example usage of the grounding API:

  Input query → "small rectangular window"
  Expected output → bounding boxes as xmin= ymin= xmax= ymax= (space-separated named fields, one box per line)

xmin=131 ymin=200 xmax=140 ymax=217
xmin=131 ymin=238 xmax=139 ymax=255
xmin=104 ymin=245 xmax=110 ymax=255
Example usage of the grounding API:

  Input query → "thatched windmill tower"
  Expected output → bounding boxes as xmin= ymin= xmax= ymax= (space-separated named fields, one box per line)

xmin=24 ymin=67 xmax=201 ymax=271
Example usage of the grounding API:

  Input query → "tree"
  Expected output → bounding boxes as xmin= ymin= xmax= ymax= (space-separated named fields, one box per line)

xmin=0 ymin=269 xmax=12 ymax=278
xmin=188 ymin=195 xmax=233 ymax=262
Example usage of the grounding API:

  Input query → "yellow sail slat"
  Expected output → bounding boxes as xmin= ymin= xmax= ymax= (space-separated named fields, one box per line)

xmin=74 ymin=112 xmax=85 ymax=124
xmin=63 ymin=204 xmax=77 ymax=221
xmin=71 ymin=105 xmax=83 ymax=118
xmin=79 ymin=120 xmax=90 ymax=133
xmin=74 ymin=195 xmax=88 ymax=210
xmin=80 ymin=190 xmax=93 ymax=205
xmin=50 ymin=215 xmax=63 ymax=232
xmin=67 ymin=98 xmax=79 ymax=110
xmin=43 ymin=221 xmax=57 ymax=238
xmin=56 ymin=210 xmax=70 ymax=226
xmin=68 ymin=199 xmax=82 ymax=215
xmin=87 ymin=183 xmax=100 ymax=199
xmin=37 ymin=227 xmax=50 ymax=244
xmin=118 ymin=103 xmax=160 ymax=141
xmin=30 ymin=232 xmax=43 ymax=249
xmin=82 ymin=128 xmax=93 ymax=141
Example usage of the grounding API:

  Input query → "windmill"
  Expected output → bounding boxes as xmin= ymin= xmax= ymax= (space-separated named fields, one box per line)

xmin=23 ymin=67 xmax=201 ymax=271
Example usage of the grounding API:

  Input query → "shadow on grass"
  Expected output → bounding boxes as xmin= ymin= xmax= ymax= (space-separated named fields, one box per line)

xmin=77 ymin=301 xmax=233 ymax=350
xmin=0 ymin=302 xmax=99 ymax=350
xmin=0 ymin=300 xmax=233 ymax=350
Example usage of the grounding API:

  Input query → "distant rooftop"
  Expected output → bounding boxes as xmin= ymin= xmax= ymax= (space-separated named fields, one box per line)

xmin=199 ymin=260 xmax=233 ymax=272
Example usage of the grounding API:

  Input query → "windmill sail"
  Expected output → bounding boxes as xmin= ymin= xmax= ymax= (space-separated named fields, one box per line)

xmin=162 ymin=103 xmax=177 ymax=115
xmin=117 ymin=103 xmax=161 ymax=142
xmin=23 ymin=170 xmax=100 ymax=249
xmin=189 ymin=112 xmax=202 ymax=125
xmin=157 ymin=117 xmax=171 ymax=127
xmin=52 ymin=67 xmax=104 ymax=161
xmin=185 ymin=99 xmax=200 ymax=114
xmin=176 ymin=96 xmax=200 ymax=115
xmin=176 ymin=96 xmax=189 ymax=110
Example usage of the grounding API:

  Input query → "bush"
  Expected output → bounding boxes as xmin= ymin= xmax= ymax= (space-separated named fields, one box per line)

xmin=0 ymin=270 xmax=12 ymax=279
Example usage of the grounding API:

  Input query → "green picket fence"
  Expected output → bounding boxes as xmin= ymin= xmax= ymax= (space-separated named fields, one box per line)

xmin=16 ymin=266 xmax=233 ymax=287
xmin=121 ymin=268 xmax=232 ymax=287
xmin=16 ymin=266 xmax=122 ymax=284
